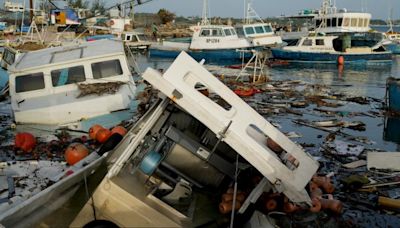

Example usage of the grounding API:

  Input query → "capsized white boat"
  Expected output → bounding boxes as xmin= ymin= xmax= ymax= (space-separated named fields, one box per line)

xmin=71 ymin=52 xmax=319 ymax=227
xmin=4 ymin=39 xmax=137 ymax=131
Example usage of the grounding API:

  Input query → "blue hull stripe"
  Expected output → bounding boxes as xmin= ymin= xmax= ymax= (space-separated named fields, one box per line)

xmin=271 ymin=48 xmax=392 ymax=64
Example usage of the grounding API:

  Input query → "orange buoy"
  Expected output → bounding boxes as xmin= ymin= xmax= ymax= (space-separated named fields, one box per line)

xmin=89 ymin=124 xmax=104 ymax=139
xmin=96 ymin=128 xmax=112 ymax=143
xmin=265 ymin=198 xmax=278 ymax=211
xmin=111 ymin=126 xmax=127 ymax=137
xmin=337 ymin=56 xmax=344 ymax=65
xmin=64 ymin=143 xmax=89 ymax=165
xmin=309 ymin=197 xmax=322 ymax=213
xmin=320 ymin=198 xmax=343 ymax=214
xmin=15 ymin=132 xmax=36 ymax=153
xmin=312 ymin=176 xmax=335 ymax=194
xmin=219 ymin=201 xmax=242 ymax=214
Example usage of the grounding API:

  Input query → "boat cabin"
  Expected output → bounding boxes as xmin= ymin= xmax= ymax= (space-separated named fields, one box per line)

xmin=314 ymin=12 xmax=371 ymax=34
xmin=236 ymin=23 xmax=282 ymax=47
xmin=7 ymin=39 xmax=136 ymax=127
xmin=122 ymin=31 xmax=151 ymax=50
xmin=189 ymin=25 xmax=249 ymax=50
xmin=284 ymin=35 xmax=387 ymax=54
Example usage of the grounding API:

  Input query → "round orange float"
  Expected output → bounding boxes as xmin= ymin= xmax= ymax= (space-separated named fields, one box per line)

xmin=111 ymin=126 xmax=127 ymax=136
xmin=15 ymin=132 xmax=36 ymax=153
xmin=64 ymin=143 xmax=89 ymax=165
xmin=89 ymin=124 xmax=104 ymax=139
xmin=96 ymin=128 xmax=112 ymax=143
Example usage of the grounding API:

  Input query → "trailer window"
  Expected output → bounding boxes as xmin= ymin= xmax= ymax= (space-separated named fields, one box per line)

xmin=15 ymin=72 xmax=45 ymax=93
xmin=92 ymin=59 xmax=123 ymax=79
xmin=51 ymin=65 xmax=85 ymax=87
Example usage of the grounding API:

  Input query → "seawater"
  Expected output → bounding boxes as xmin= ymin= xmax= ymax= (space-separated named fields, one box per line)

xmin=138 ymin=54 xmax=400 ymax=153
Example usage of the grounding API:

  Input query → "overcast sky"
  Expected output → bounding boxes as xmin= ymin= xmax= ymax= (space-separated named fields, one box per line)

xmin=0 ymin=0 xmax=398 ymax=20
xmin=133 ymin=0 xmax=399 ymax=20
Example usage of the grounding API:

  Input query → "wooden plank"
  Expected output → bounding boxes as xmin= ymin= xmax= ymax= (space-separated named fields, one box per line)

xmin=367 ymin=152 xmax=400 ymax=171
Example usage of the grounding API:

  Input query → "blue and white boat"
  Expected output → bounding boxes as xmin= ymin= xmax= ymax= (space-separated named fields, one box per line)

xmin=150 ymin=24 xmax=251 ymax=62
xmin=150 ymin=0 xmax=281 ymax=64
xmin=271 ymin=35 xmax=392 ymax=64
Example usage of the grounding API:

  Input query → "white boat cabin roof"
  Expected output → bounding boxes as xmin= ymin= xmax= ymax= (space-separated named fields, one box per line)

xmin=314 ymin=12 xmax=371 ymax=33
xmin=9 ymin=39 xmax=125 ymax=72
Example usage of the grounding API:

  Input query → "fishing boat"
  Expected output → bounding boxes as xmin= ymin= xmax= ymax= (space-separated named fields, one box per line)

xmin=122 ymin=31 xmax=152 ymax=50
xmin=149 ymin=24 xmax=255 ymax=63
xmin=150 ymin=0 xmax=281 ymax=64
xmin=281 ymin=0 xmax=383 ymax=48
xmin=70 ymin=52 xmax=319 ymax=227
xmin=3 ymin=39 xmax=137 ymax=131
xmin=271 ymin=35 xmax=392 ymax=64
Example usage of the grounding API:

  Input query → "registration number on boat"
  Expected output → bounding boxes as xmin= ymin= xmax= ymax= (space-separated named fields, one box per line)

xmin=206 ymin=38 xmax=220 ymax=43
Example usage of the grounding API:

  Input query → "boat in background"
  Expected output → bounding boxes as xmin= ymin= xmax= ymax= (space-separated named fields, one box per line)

xmin=150 ymin=0 xmax=281 ymax=64
xmin=3 ymin=39 xmax=137 ymax=131
xmin=280 ymin=0 xmax=383 ymax=48
xmin=271 ymin=35 xmax=392 ymax=65
xmin=122 ymin=31 xmax=152 ymax=50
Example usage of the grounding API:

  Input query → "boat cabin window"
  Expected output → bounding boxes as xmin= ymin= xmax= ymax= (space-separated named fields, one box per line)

xmin=2 ymin=48 xmax=16 ymax=65
xmin=131 ymin=35 xmax=138 ymax=42
xmin=200 ymin=29 xmax=210 ymax=37
xmin=15 ymin=72 xmax=45 ymax=93
xmin=264 ymin=25 xmax=272 ymax=33
xmin=332 ymin=18 xmax=337 ymax=27
xmin=255 ymin=26 xmax=264 ymax=34
xmin=51 ymin=65 xmax=85 ymax=87
xmin=224 ymin=28 xmax=232 ymax=36
xmin=125 ymin=34 xmax=132 ymax=41
xmin=316 ymin=19 xmax=322 ymax=27
xmin=211 ymin=29 xmax=223 ymax=36
xmin=338 ymin=18 xmax=343 ymax=26
xmin=245 ymin=27 xmax=255 ymax=35
xmin=91 ymin=59 xmax=123 ymax=79
xmin=138 ymin=34 xmax=147 ymax=41
xmin=302 ymin=39 xmax=312 ymax=46
xmin=358 ymin=19 xmax=363 ymax=27
xmin=327 ymin=18 xmax=331 ymax=27
xmin=316 ymin=39 xmax=324 ymax=46
xmin=363 ymin=18 xmax=369 ymax=27
xmin=230 ymin=29 xmax=236 ymax=35
xmin=236 ymin=28 xmax=244 ymax=36
xmin=351 ymin=18 xmax=357 ymax=27
xmin=343 ymin=18 xmax=350 ymax=27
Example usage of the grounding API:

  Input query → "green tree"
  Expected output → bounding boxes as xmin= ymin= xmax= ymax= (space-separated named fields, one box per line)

xmin=157 ymin=8 xmax=175 ymax=24
xmin=68 ymin=0 xmax=89 ymax=9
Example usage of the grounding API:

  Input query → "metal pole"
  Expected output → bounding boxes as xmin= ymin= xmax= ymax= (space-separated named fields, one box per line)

xmin=30 ymin=0 xmax=34 ymax=22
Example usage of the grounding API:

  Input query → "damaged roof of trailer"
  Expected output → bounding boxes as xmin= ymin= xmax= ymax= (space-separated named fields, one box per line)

xmin=8 ymin=39 xmax=124 ymax=72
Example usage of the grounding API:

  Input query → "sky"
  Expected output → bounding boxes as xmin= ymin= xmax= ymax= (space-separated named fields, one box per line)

xmin=133 ymin=0 xmax=400 ymax=20
xmin=0 ymin=0 xmax=398 ymax=20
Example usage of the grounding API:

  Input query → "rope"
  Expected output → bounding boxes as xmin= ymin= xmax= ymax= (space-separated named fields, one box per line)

xmin=84 ymin=171 xmax=97 ymax=220
xmin=229 ymin=154 xmax=239 ymax=228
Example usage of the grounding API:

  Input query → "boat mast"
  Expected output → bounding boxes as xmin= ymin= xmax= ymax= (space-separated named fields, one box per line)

xmin=29 ymin=0 xmax=34 ymax=22
xmin=201 ymin=0 xmax=210 ymax=25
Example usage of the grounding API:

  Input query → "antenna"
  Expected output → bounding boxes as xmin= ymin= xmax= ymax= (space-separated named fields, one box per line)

xmin=201 ymin=0 xmax=210 ymax=25
xmin=244 ymin=0 xmax=263 ymax=24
